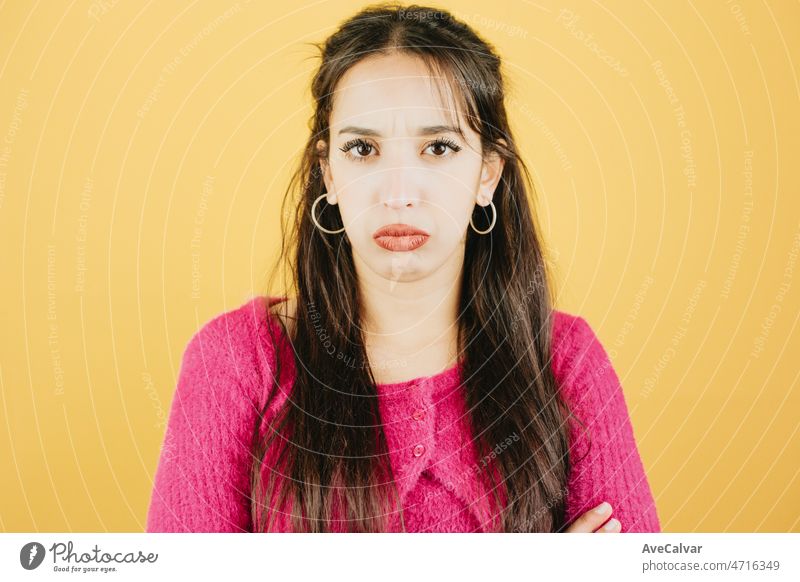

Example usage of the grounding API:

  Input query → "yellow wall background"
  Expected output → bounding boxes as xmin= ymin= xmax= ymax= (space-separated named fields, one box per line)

xmin=1 ymin=0 xmax=798 ymax=532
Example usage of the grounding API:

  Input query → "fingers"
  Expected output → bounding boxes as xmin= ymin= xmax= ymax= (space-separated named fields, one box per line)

xmin=565 ymin=501 xmax=616 ymax=533
xmin=595 ymin=517 xmax=621 ymax=533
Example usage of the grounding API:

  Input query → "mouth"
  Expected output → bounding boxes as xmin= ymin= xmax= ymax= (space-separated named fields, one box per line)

xmin=373 ymin=223 xmax=430 ymax=252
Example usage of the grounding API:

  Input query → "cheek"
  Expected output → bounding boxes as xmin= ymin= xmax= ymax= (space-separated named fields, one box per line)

xmin=333 ymin=190 xmax=375 ymax=250
xmin=428 ymin=201 xmax=471 ymax=245
xmin=330 ymin=165 xmax=371 ymax=219
xmin=428 ymin=174 xmax=476 ymax=237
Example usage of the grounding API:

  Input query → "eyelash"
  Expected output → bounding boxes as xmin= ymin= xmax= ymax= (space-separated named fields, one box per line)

xmin=338 ymin=137 xmax=462 ymax=162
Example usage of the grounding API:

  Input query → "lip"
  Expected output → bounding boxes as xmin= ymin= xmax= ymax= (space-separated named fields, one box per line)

xmin=373 ymin=223 xmax=430 ymax=252
xmin=373 ymin=223 xmax=430 ymax=238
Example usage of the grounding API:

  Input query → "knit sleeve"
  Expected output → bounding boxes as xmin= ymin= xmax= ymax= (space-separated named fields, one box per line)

xmin=146 ymin=307 xmax=266 ymax=532
xmin=557 ymin=316 xmax=661 ymax=533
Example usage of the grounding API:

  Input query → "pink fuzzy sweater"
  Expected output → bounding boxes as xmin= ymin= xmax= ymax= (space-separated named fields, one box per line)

xmin=146 ymin=296 xmax=661 ymax=533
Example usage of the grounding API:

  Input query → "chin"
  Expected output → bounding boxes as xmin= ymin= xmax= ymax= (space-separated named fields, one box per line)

xmin=381 ymin=254 xmax=430 ymax=281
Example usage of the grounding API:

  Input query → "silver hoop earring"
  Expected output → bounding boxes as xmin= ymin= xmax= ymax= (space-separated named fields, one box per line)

xmin=311 ymin=192 xmax=345 ymax=234
xmin=470 ymin=201 xmax=497 ymax=235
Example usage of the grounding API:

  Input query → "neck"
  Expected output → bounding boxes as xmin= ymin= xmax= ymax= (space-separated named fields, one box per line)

xmin=355 ymin=252 xmax=463 ymax=359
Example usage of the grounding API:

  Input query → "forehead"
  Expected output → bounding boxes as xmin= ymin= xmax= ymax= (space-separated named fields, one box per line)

xmin=329 ymin=52 xmax=468 ymax=135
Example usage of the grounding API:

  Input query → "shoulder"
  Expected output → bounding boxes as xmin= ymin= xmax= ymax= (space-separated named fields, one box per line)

xmin=186 ymin=295 xmax=273 ymax=357
xmin=179 ymin=295 xmax=287 ymax=406
xmin=551 ymin=310 xmax=591 ymax=353
xmin=550 ymin=310 xmax=619 ymax=403
xmin=550 ymin=309 xmax=598 ymax=372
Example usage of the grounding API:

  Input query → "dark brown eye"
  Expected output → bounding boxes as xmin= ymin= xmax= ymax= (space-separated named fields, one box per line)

xmin=425 ymin=138 xmax=461 ymax=157
xmin=339 ymin=138 xmax=375 ymax=162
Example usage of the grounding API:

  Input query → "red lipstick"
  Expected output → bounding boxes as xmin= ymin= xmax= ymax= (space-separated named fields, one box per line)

xmin=373 ymin=223 xmax=430 ymax=252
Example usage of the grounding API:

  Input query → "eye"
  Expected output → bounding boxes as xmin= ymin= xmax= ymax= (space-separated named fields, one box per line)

xmin=338 ymin=136 xmax=463 ymax=163
xmin=339 ymin=138 xmax=375 ymax=162
xmin=424 ymin=138 xmax=462 ymax=157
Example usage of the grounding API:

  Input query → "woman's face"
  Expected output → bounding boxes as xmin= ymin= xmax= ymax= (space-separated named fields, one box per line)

xmin=317 ymin=52 xmax=504 ymax=284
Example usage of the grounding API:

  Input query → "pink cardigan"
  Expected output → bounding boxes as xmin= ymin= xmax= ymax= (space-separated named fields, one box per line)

xmin=146 ymin=296 xmax=661 ymax=533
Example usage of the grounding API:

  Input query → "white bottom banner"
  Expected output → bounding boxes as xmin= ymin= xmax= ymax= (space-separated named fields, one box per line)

xmin=1 ymin=533 xmax=797 ymax=581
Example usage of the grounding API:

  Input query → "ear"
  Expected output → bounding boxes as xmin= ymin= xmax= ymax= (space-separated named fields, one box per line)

xmin=316 ymin=139 xmax=338 ymax=204
xmin=477 ymin=138 xmax=506 ymax=206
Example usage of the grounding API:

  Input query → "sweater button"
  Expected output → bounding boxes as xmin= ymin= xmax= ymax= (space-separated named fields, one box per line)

xmin=412 ymin=444 xmax=425 ymax=457
xmin=412 ymin=408 xmax=425 ymax=421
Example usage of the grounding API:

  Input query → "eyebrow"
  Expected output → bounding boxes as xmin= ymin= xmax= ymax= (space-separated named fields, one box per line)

xmin=337 ymin=124 xmax=463 ymax=138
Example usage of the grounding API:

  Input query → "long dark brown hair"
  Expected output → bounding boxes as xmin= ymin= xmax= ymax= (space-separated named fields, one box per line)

xmin=250 ymin=2 xmax=587 ymax=533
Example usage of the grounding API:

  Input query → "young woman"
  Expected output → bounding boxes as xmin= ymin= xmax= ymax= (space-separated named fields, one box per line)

xmin=146 ymin=3 xmax=660 ymax=534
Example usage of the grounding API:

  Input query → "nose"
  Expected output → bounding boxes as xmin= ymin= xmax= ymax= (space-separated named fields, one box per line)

xmin=380 ymin=165 xmax=417 ymax=209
